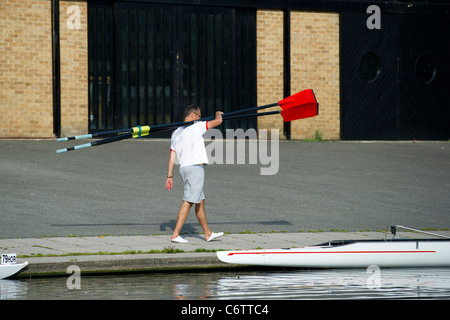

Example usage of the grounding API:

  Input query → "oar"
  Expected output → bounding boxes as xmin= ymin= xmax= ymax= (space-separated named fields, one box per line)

xmin=56 ymin=89 xmax=318 ymax=153
xmin=56 ymin=103 xmax=318 ymax=154
xmin=57 ymin=89 xmax=317 ymax=142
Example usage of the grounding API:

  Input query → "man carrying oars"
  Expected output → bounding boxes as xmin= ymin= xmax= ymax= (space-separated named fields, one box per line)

xmin=55 ymin=89 xmax=319 ymax=243
xmin=165 ymin=105 xmax=224 ymax=243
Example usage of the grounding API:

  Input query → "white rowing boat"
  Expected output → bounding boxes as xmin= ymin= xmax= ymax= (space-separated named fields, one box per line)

xmin=217 ymin=239 xmax=450 ymax=268
xmin=0 ymin=254 xmax=28 ymax=279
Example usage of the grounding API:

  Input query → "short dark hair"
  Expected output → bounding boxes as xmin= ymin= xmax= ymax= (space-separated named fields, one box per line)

xmin=184 ymin=104 xmax=200 ymax=120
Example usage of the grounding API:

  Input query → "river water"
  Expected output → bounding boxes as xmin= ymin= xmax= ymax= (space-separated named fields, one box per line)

xmin=1 ymin=268 xmax=450 ymax=300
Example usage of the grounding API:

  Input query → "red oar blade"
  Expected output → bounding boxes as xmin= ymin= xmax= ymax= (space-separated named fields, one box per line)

xmin=278 ymin=89 xmax=318 ymax=110
xmin=280 ymin=102 xmax=319 ymax=122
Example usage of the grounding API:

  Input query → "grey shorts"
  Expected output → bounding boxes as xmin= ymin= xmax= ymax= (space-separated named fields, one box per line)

xmin=179 ymin=165 xmax=205 ymax=204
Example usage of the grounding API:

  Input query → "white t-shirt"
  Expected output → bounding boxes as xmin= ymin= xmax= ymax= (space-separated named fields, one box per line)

xmin=170 ymin=121 xmax=209 ymax=168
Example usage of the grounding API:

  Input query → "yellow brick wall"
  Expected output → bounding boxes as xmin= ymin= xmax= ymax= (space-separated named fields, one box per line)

xmin=256 ymin=10 xmax=285 ymax=139
xmin=0 ymin=0 xmax=53 ymax=138
xmin=1 ymin=4 xmax=338 ymax=139
xmin=60 ymin=1 xmax=88 ymax=138
xmin=256 ymin=9 xmax=340 ymax=140
xmin=290 ymin=11 xmax=340 ymax=140
xmin=0 ymin=0 xmax=88 ymax=138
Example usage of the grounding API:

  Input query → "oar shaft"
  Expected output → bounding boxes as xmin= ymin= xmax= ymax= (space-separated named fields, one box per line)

xmin=219 ymin=102 xmax=278 ymax=118
xmin=56 ymin=133 xmax=133 ymax=153
xmin=222 ymin=110 xmax=280 ymax=121
xmin=57 ymin=128 xmax=134 ymax=141
xmin=56 ymin=142 xmax=93 ymax=153
xmin=57 ymin=133 xmax=93 ymax=142
xmin=91 ymin=133 xmax=133 ymax=146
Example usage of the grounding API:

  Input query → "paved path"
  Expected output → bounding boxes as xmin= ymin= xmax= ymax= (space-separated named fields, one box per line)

xmin=4 ymin=230 xmax=450 ymax=277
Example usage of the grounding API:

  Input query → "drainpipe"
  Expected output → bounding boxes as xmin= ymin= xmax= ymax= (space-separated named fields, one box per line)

xmin=283 ymin=8 xmax=291 ymax=140
xmin=52 ymin=0 xmax=61 ymax=138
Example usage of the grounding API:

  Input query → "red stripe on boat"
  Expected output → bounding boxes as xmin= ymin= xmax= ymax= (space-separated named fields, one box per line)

xmin=227 ymin=250 xmax=436 ymax=256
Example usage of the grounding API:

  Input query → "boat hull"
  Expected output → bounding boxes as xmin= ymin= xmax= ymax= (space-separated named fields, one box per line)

xmin=0 ymin=262 xmax=28 ymax=279
xmin=217 ymin=239 xmax=450 ymax=268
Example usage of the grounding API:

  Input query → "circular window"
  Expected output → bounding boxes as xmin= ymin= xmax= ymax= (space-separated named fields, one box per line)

xmin=415 ymin=54 xmax=437 ymax=84
xmin=359 ymin=52 xmax=381 ymax=82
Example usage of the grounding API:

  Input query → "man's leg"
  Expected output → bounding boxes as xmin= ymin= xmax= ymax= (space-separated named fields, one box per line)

xmin=172 ymin=200 xmax=193 ymax=239
xmin=195 ymin=200 xmax=212 ymax=240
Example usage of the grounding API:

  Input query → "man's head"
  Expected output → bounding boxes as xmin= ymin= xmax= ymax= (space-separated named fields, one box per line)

xmin=184 ymin=104 xmax=202 ymax=121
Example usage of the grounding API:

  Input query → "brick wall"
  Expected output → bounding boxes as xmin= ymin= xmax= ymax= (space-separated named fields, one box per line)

xmin=1 ymin=4 xmax=339 ymax=139
xmin=0 ymin=0 xmax=53 ymax=138
xmin=256 ymin=9 xmax=340 ymax=140
xmin=59 ymin=1 xmax=88 ymax=138
xmin=0 ymin=0 xmax=88 ymax=138
xmin=256 ymin=10 xmax=285 ymax=139
xmin=290 ymin=11 xmax=340 ymax=140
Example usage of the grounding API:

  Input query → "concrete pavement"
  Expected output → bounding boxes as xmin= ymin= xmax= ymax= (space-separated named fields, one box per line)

xmin=3 ymin=230 xmax=450 ymax=278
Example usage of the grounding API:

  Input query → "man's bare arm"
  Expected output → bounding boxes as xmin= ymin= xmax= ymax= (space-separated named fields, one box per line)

xmin=207 ymin=111 xmax=223 ymax=129
xmin=165 ymin=150 xmax=176 ymax=191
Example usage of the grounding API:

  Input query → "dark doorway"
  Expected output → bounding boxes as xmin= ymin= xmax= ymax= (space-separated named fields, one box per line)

xmin=340 ymin=12 xmax=399 ymax=140
xmin=397 ymin=14 xmax=450 ymax=140
xmin=340 ymin=12 xmax=450 ymax=140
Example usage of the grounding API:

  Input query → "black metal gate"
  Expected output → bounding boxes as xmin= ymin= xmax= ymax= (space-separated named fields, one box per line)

xmin=88 ymin=1 xmax=256 ymax=136
xmin=341 ymin=12 xmax=450 ymax=140
xmin=340 ymin=12 xmax=400 ymax=140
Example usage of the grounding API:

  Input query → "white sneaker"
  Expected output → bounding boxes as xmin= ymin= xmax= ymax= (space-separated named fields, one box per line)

xmin=206 ymin=232 xmax=224 ymax=242
xmin=171 ymin=236 xmax=188 ymax=243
